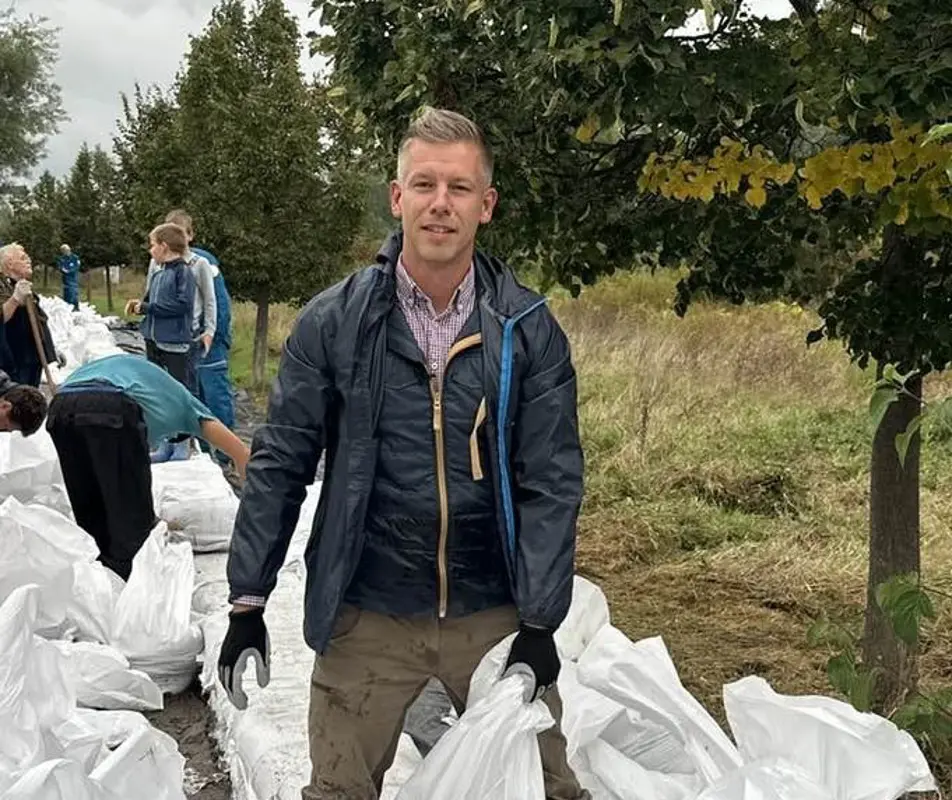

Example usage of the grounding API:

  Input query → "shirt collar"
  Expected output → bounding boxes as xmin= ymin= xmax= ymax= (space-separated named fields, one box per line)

xmin=396 ymin=255 xmax=475 ymax=316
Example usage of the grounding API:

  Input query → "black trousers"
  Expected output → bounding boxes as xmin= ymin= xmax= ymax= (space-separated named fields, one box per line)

xmin=145 ymin=339 xmax=190 ymax=389
xmin=46 ymin=390 xmax=156 ymax=581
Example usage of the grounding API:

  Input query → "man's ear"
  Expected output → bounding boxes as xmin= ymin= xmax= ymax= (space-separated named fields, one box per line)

xmin=390 ymin=180 xmax=404 ymax=220
xmin=0 ymin=399 xmax=13 ymax=432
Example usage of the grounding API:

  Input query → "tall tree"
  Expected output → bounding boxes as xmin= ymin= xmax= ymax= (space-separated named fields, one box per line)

xmin=638 ymin=0 xmax=952 ymax=711
xmin=7 ymin=171 xmax=63 ymax=271
xmin=61 ymin=144 xmax=133 ymax=270
xmin=167 ymin=0 xmax=365 ymax=385
xmin=114 ymin=84 xmax=189 ymax=252
xmin=0 ymin=9 xmax=66 ymax=192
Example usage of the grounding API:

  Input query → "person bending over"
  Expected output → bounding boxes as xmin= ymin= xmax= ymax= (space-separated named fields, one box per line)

xmin=46 ymin=353 xmax=250 ymax=581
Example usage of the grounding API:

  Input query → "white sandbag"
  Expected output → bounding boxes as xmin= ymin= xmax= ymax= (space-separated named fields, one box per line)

xmin=381 ymin=734 xmax=423 ymax=800
xmin=556 ymin=576 xmax=611 ymax=662
xmin=112 ymin=523 xmax=202 ymax=694
xmin=0 ymin=428 xmax=71 ymax=516
xmin=0 ymin=586 xmax=75 ymax=777
xmin=151 ymin=454 xmax=239 ymax=552
xmin=397 ymin=674 xmax=554 ymax=800
xmin=579 ymin=738 xmax=700 ymax=800
xmin=50 ymin=641 xmax=163 ymax=712
xmin=559 ymin=662 xmax=699 ymax=796
xmin=1 ymin=759 xmax=122 ymax=800
xmin=65 ymin=561 xmax=125 ymax=645
xmin=723 ymin=676 xmax=935 ymax=800
xmin=48 ymin=715 xmax=109 ymax=775
xmin=578 ymin=628 xmax=742 ymax=788
xmin=697 ymin=758 xmax=834 ymax=800
xmin=71 ymin=709 xmax=151 ymax=748
xmin=89 ymin=722 xmax=187 ymax=800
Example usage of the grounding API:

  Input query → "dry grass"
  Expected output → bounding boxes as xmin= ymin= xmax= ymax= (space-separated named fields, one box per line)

xmin=553 ymin=271 xmax=952 ymax=757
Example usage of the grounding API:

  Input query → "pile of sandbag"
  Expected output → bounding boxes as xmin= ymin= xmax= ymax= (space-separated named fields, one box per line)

xmin=0 ymin=584 xmax=186 ymax=799
xmin=0 ymin=496 xmax=204 ymax=697
xmin=0 ymin=428 xmax=72 ymax=517
xmin=397 ymin=577 xmax=936 ymax=800
xmin=37 ymin=295 xmax=123 ymax=384
xmin=152 ymin=454 xmax=240 ymax=552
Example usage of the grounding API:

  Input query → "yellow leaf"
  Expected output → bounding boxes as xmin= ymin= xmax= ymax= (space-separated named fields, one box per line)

xmin=575 ymin=114 xmax=599 ymax=144
xmin=775 ymin=163 xmax=796 ymax=184
xmin=745 ymin=186 xmax=767 ymax=208
xmin=895 ymin=203 xmax=910 ymax=225
xmin=804 ymin=185 xmax=823 ymax=210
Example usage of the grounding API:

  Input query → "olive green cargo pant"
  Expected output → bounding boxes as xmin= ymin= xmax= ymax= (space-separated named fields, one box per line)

xmin=301 ymin=604 xmax=590 ymax=800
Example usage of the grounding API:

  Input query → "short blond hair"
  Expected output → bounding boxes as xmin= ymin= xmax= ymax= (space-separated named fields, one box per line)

xmin=164 ymin=209 xmax=193 ymax=238
xmin=397 ymin=107 xmax=493 ymax=184
xmin=150 ymin=223 xmax=188 ymax=256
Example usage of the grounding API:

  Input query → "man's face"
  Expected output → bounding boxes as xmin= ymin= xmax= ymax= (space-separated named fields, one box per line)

xmin=0 ymin=399 xmax=15 ymax=433
xmin=390 ymin=140 xmax=497 ymax=270
xmin=3 ymin=246 xmax=32 ymax=280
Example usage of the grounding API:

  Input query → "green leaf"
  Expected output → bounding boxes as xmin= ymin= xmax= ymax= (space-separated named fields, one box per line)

xmin=869 ymin=386 xmax=899 ymax=433
xmin=612 ymin=0 xmax=623 ymax=26
xmin=326 ymin=86 xmax=347 ymax=98
xmin=848 ymin=668 xmax=877 ymax=712
xmin=895 ymin=412 xmax=924 ymax=468
xmin=807 ymin=616 xmax=857 ymax=651
xmin=548 ymin=15 xmax=559 ymax=48
xmin=882 ymin=363 xmax=900 ymax=383
xmin=827 ymin=652 xmax=857 ymax=696
xmin=463 ymin=0 xmax=484 ymax=21
xmin=876 ymin=574 xmax=936 ymax=645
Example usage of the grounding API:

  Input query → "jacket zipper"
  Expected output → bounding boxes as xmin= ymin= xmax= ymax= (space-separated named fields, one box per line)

xmin=430 ymin=333 xmax=482 ymax=618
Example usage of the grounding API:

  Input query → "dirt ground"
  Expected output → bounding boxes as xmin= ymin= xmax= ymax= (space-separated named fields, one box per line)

xmin=148 ymin=680 xmax=231 ymax=799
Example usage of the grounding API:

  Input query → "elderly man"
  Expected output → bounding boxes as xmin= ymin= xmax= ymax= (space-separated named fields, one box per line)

xmin=0 ymin=243 xmax=58 ymax=387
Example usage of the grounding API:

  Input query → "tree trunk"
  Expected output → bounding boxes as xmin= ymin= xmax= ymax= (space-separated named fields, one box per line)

xmin=864 ymin=372 xmax=922 ymax=709
xmin=252 ymin=285 xmax=270 ymax=388
xmin=105 ymin=265 xmax=113 ymax=312
xmin=85 ymin=269 xmax=92 ymax=305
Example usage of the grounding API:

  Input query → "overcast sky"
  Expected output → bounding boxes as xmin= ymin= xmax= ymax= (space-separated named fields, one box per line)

xmin=21 ymin=0 xmax=793 ymax=180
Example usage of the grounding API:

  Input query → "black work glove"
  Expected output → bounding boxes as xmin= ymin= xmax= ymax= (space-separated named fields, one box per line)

xmin=503 ymin=624 xmax=560 ymax=702
xmin=217 ymin=608 xmax=270 ymax=710
xmin=55 ymin=350 xmax=67 ymax=368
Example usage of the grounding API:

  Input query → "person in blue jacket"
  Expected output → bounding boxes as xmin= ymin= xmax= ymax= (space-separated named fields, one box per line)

xmin=189 ymin=246 xmax=235 ymax=433
xmin=162 ymin=210 xmax=236 ymax=464
xmin=57 ymin=244 xmax=81 ymax=310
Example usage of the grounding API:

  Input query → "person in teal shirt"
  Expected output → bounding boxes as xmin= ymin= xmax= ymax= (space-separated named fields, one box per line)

xmin=46 ymin=353 xmax=249 ymax=580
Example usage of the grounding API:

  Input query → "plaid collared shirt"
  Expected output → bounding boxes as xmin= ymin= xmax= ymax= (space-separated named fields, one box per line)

xmin=395 ymin=256 xmax=476 ymax=386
